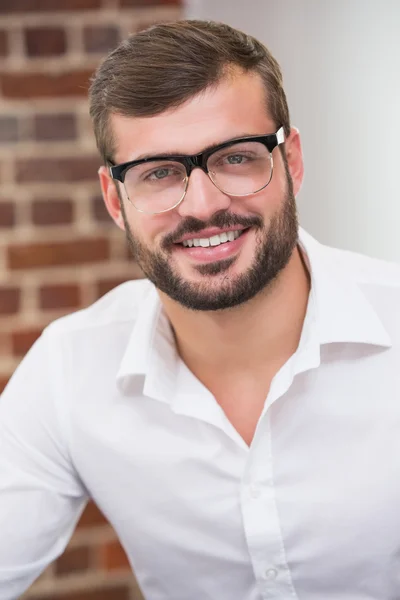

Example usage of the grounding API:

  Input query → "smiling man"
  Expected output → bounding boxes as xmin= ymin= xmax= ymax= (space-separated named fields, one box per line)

xmin=1 ymin=20 xmax=400 ymax=600
xmin=101 ymin=70 xmax=300 ymax=315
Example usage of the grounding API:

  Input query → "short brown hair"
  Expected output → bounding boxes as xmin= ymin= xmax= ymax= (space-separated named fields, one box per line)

xmin=89 ymin=19 xmax=291 ymax=164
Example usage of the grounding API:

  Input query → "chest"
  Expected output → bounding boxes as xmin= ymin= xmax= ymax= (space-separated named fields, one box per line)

xmin=75 ymin=390 xmax=400 ymax=600
xmin=202 ymin=366 xmax=277 ymax=446
xmin=194 ymin=359 xmax=288 ymax=447
xmin=214 ymin=391 xmax=269 ymax=446
xmin=73 ymin=343 xmax=400 ymax=598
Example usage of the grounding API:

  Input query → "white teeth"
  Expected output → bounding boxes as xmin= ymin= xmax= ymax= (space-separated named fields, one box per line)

xmin=209 ymin=235 xmax=220 ymax=246
xmin=181 ymin=229 xmax=243 ymax=248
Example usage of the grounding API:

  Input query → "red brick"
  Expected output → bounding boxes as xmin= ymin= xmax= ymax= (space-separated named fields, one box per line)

xmin=97 ymin=278 xmax=129 ymax=298
xmin=16 ymin=156 xmax=100 ymax=183
xmin=91 ymin=195 xmax=112 ymax=223
xmin=0 ymin=31 xmax=7 ymax=57
xmin=0 ymin=202 xmax=16 ymax=228
xmin=12 ymin=328 xmax=43 ymax=356
xmin=0 ymin=376 xmax=10 ymax=394
xmin=0 ymin=70 xmax=94 ymax=99
xmin=39 ymin=284 xmax=81 ymax=310
xmin=0 ymin=287 xmax=20 ymax=315
xmin=55 ymin=545 xmax=91 ymax=576
xmin=99 ymin=539 xmax=131 ymax=571
xmin=0 ymin=0 xmax=102 ymax=12
xmin=83 ymin=25 xmax=120 ymax=54
xmin=119 ymin=0 xmax=181 ymax=5
xmin=0 ymin=333 xmax=10 ymax=357
xmin=32 ymin=198 xmax=74 ymax=226
xmin=0 ymin=116 xmax=19 ymax=143
xmin=26 ymin=587 xmax=131 ymax=600
xmin=25 ymin=27 xmax=66 ymax=57
xmin=76 ymin=501 xmax=108 ymax=529
xmin=8 ymin=238 xmax=110 ymax=270
xmin=33 ymin=113 xmax=77 ymax=141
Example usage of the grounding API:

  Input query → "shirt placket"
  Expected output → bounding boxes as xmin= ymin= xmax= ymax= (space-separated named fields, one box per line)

xmin=239 ymin=319 xmax=320 ymax=600
xmin=240 ymin=412 xmax=298 ymax=600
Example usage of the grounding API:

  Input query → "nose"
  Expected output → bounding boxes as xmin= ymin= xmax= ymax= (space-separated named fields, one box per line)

xmin=176 ymin=167 xmax=232 ymax=220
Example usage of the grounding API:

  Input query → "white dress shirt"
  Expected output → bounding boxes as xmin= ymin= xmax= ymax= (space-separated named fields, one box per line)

xmin=1 ymin=228 xmax=400 ymax=600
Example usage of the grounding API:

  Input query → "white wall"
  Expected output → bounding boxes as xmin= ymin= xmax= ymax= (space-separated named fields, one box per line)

xmin=185 ymin=0 xmax=400 ymax=262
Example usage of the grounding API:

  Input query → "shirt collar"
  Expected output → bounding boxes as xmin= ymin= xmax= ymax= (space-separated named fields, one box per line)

xmin=116 ymin=228 xmax=392 ymax=395
xmin=116 ymin=284 xmax=179 ymax=399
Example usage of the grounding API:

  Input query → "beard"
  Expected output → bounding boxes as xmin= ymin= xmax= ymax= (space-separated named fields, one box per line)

xmin=120 ymin=165 xmax=299 ymax=312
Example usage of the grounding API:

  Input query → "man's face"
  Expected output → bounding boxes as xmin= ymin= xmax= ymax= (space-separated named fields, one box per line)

xmin=100 ymin=71 xmax=304 ymax=311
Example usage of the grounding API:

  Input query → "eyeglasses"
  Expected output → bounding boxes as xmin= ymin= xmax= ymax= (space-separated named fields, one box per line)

xmin=109 ymin=127 xmax=285 ymax=215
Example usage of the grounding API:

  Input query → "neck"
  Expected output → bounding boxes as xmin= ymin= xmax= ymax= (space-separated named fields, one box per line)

xmin=159 ymin=245 xmax=311 ymax=378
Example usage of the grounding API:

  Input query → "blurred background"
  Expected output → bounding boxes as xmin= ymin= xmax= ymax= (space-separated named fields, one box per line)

xmin=187 ymin=0 xmax=400 ymax=261
xmin=0 ymin=0 xmax=399 ymax=599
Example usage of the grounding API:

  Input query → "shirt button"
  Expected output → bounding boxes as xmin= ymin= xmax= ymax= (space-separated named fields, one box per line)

xmin=263 ymin=568 xmax=278 ymax=580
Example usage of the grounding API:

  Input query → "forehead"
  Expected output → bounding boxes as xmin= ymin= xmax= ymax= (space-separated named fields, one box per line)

xmin=111 ymin=71 xmax=276 ymax=163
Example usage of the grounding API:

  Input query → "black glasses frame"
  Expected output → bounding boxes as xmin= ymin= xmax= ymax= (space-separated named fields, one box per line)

xmin=109 ymin=127 xmax=285 ymax=183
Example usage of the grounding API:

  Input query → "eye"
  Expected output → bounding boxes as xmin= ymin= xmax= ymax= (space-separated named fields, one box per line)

xmin=225 ymin=154 xmax=248 ymax=165
xmin=216 ymin=152 xmax=256 ymax=168
xmin=146 ymin=167 xmax=175 ymax=181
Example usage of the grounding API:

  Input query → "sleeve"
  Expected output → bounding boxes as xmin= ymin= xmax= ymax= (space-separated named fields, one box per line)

xmin=0 ymin=327 xmax=88 ymax=600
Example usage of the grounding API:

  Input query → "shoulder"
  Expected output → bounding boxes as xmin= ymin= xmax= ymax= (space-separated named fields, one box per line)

xmin=2 ymin=279 xmax=155 ymax=411
xmin=37 ymin=278 xmax=156 ymax=382
xmin=323 ymin=243 xmax=400 ymax=289
xmin=45 ymin=278 xmax=154 ymax=340
xmin=301 ymin=229 xmax=400 ymax=338
xmin=319 ymin=241 xmax=400 ymax=338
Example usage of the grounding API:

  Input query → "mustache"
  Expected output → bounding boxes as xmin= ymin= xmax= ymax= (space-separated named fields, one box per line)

xmin=162 ymin=212 xmax=263 ymax=250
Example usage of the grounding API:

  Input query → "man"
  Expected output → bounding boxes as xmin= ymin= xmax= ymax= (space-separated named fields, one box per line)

xmin=1 ymin=19 xmax=400 ymax=600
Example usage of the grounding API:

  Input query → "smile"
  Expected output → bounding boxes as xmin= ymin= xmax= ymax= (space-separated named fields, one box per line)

xmin=181 ymin=229 xmax=244 ymax=248
xmin=173 ymin=227 xmax=251 ymax=264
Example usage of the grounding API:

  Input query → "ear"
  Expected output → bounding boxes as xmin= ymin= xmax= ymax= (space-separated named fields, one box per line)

xmin=98 ymin=165 xmax=126 ymax=231
xmin=284 ymin=127 xmax=304 ymax=197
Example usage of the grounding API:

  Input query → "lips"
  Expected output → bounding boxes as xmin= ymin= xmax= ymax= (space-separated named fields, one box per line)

xmin=180 ymin=229 xmax=245 ymax=248
xmin=174 ymin=226 xmax=248 ymax=245
xmin=173 ymin=226 xmax=251 ymax=263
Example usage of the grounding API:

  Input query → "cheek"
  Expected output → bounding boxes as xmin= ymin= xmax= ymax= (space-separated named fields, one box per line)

xmin=133 ymin=213 xmax=178 ymax=248
xmin=271 ymin=165 xmax=290 ymax=194
xmin=122 ymin=207 xmax=151 ymax=245
xmin=239 ymin=183 xmax=284 ymax=218
xmin=267 ymin=170 xmax=291 ymax=212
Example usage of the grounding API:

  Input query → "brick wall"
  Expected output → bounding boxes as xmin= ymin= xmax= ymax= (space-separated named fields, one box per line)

xmin=0 ymin=1 xmax=183 ymax=598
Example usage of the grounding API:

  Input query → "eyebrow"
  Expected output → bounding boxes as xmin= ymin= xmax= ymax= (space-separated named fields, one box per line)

xmin=131 ymin=132 xmax=260 ymax=162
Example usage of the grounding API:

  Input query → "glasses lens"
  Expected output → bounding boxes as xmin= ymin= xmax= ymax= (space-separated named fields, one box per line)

xmin=124 ymin=160 xmax=187 ymax=213
xmin=207 ymin=141 xmax=272 ymax=196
